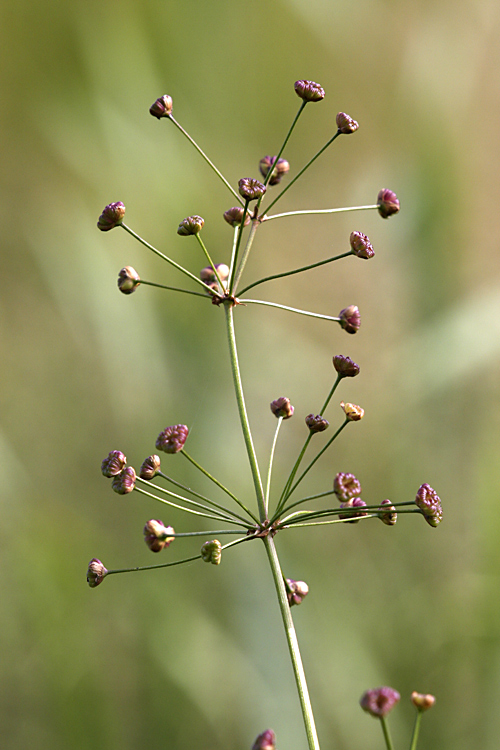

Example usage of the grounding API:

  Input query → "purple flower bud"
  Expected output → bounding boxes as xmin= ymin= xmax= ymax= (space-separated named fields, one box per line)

xmin=294 ymin=80 xmax=325 ymax=102
xmin=117 ymin=266 xmax=141 ymax=294
xmin=238 ymin=178 xmax=267 ymax=201
xmin=333 ymin=472 xmax=362 ymax=502
xmin=333 ymin=355 xmax=360 ymax=378
xmin=339 ymin=305 xmax=361 ymax=334
xmin=339 ymin=497 xmax=368 ymax=523
xmin=286 ymin=578 xmax=309 ymax=606
xmin=259 ymin=156 xmax=290 ymax=186
xmin=360 ymin=687 xmax=401 ymax=718
xmin=270 ymin=397 xmax=294 ymax=419
xmin=97 ymin=202 xmax=125 ymax=232
xmin=101 ymin=450 xmax=127 ymax=478
xmin=149 ymin=95 xmax=173 ymax=119
xmin=340 ymin=401 xmax=364 ymax=421
xmin=155 ymin=425 xmax=189 ymax=454
xmin=411 ymin=692 xmax=436 ymax=712
xmin=415 ymin=483 xmax=443 ymax=527
xmin=87 ymin=558 xmax=108 ymax=588
xmin=223 ymin=207 xmax=251 ymax=227
xmin=201 ymin=539 xmax=222 ymax=565
xmin=377 ymin=189 xmax=400 ymax=219
xmin=378 ymin=499 xmax=397 ymax=526
xmin=139 ymin=455 xmax=161 ymax=480
xmin=336 ymin=112 xmax=359 ymax=134
xmin=305 ymin=414 xmax=329 ymax=433
xmin=143 ymin=519 xmax=175 ymax=552
xmin=252 ymin=730 xmax=276 ymax=750
xmin=177 ymin=215 xmax=204 ymax=236
xmin=349 ymin=231 xmax=374 ymax=260
xmin=111 ymin=466 xmax=136 ymax=494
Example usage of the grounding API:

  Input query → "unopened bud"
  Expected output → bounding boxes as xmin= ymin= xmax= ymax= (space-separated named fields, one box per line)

xmin=97 ymin=202 xmax=125 ymax=231
xmin=286 ymin=578 xmax=309 ymax=606
xmin=333 ymin=354 xmax=360 ymax=378
xmin=339 ymin=497 xmax=368 ymax=523
xmin=339 ymin=305 xmax=360 ymax=334
xmin=270 ymin=397 xmax=294 ymax=419
xmin=340 ymin=401 xmax=364 ymax=421
xmin=238 ymin=178 xmax=266 ymax=201
xmin=201 ymin=539 xmax=222 ymax=565
xmin=156 ymin=425 xmax=189 ymax=454
xmin=149 ymin=95 xmax=173 ymax=119
xmin=223 ymin=207 xmax=251 ymax=227
xmin=411 ymin=692 xmax=436 ymax=712
xmin=349 ymin=231 xmax=374 ymax=260
xmin=139 ymin=455 xmax=161 ymax=480
xmin=333 ymin=472 xmax=362 ymax=502
xmin=259 ymin=156 xmax=290 ymax=186
xmin=252 ymin=729 xmax=276 ymax=750
xmin=117 ymin=266 xmax=140 ymax=294
xmin=143 ymin=519 xmax=175 ymax=552
xmin=101 ymin=450 xmax=127 ymax=478
xmin=200 ymin=263 xmax=230 ymax=291
xmin=336 ymin=112 xmax=359 ymax=134
xmin=177 ymin=215 xmax=204 ymax=236
xmin=360 ymin=687 xmax=400 ymax=718
xmin=294 ymin=80 xmax=325 ymax=102
xmin=305 ymin=414 xmax=329 ymax=433
xmin=378 ymin=499 xmax=397 ymax=526
xmin=377 ymin=189 xmax=400 ymax=219
xmin=87 ymin=558 xmax=108 ymax=588
xmin=111 ymin=466 xmax=136 ymax=494
xmin=415 ymin=483 xmax=443 ymax=527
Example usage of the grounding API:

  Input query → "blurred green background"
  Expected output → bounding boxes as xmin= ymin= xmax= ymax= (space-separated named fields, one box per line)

xmin=2 ymin=0 xmax=499 ymax=748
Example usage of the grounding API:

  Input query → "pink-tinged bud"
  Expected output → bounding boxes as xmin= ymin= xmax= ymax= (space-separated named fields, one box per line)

xmin=155 ymin=424 xmax=189 ymax=454
xmin=201 ymin=539 xmax=222 ymax=565
xmin=259 ymin=156 xmax=290 ymax=186
xmin=294 ymin=80 xmax=325 ymax=102
xmin=177 ymin=215 xmax=204 ymax=236
xmin=377 ymin=189 xmax=400 ymax=219
xmin=305 ymin=414 xmax=329 ymax=433
xmin=87 ymin=558 xmax=108 ymax=588
xmin=223 ymin=207 xmax=251 ymax=227
xmin=340 ymin=401 xmax=364 ymax=421
xmin=101 ymin=450 xmax=127 ymax=478
xmin=339 ymin=305 xmax=361 ymax=334
xmin=411 ymin=692 xmax=436 ymax=712
xmin=333 ymin=354 xmax=360 ymax=378
xmin=336 ymin=112 xmax=359 ymax=134
xmin=97 ymin=202 xmax=125 ymax=232
xmin=200 ymin=263 xmax=230 ymax=294
xmin=252 ymin=729 xmax=276 ymax=750
xmin=349 ymin=231 xmax=374 ymax=260
xmin=117 ymin=266 xmax=141 ymax=294
xmin=378 ymin=499 xmax=397 ymax=526
xmin=143 ymin=519 xmax=175 ymax=552
xmin=111 ymin=466 xmax=136 ymax=494
xmin=238 ymin=178 xmax=267 ymax=201
xmin=286 ymin=579 xmax=309 ymax=606
xmin=360 ymin=687 xmax=401 ymax=718
xmin=149 ymin=95 xmax=173 ymax=119
xmin=415 ymin=483 xmax=443 ymax=527
xmin=333 ymin=472 xmax=362 ymax=502
xmin=139 ymin=455 xmax=161 ymax=480
xmin=270 ymin=397 xmax=294 ymax=419
xmin=339 ymin=497 xmax=368 ymax=523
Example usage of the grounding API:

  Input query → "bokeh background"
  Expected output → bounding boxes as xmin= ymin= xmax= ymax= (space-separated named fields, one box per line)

xmin=2 ymin=0 xmax=500 ymax=748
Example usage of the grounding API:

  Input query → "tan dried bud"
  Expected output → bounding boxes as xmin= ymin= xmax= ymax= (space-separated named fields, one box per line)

xmin=411 ymin=692 xmax=436 ymax=712
xmin=294 ymin=80 xmax=325 ymax=102
xmin=117 ymin=266 xmax=141 ymax=294
xmin=143 ymin=519 xmax=175 ymax=552
xmin=340 ymin=401 xmax=364 ymax=421
xmin=87 ymin=558 xmax=108 ymax=588
xmin=223 ymin=207 xmax=251 ymax=227
xmin=378 ymin=499 xmax=397 ymax=526
xmin=201 ymin=539 xmax=222 ymax=565
xmin=149 ymin=95 xmax=173 ymax=119
xmin=270 ymin=397 xmax=294 ymax=419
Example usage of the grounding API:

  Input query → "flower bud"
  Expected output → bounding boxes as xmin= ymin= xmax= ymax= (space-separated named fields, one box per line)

xmin=143 ymin=519 xmax=175 ymax=552
xmin=156 ymin=425 xmax=189 ymax=454
xmin=270 ymin=397 xmax=294 ymax=419
xmin=333 ymin=354 xmax=360 ymax=378
xmin=294 ymin=80 xmax=325 ymax=102
xmin=378 ymin=499 xmax=397 ymax=526
xmin=305 ymin=414 xmax=329 ymax=433
xmin=336 ymin=112 xmax=359 ymax=134
xmin=87 ymin=558 xmax=108 ymax=588
xmin=149 ymin=95 xmax=173 ymax=119
xmin=252 ymin=729 xmax=276 ymax=750
xmin=349 ymin=231 xmax=374 ymax=260
xmin=201 ymin=539 xmax=222 ymax=565
xmin=339 ymin=497 xmax=368 ymax=523
xmin=415 ymin=483 xmax=443 ymax=527
xmin=139 ymin=454 xmax=161 ymax=480
xmin=377 ymin=189 xmax=400 ymax=219
xmin=333 ymin=472 xmax=362 ymax=502
xmin=97 ymin=202 xmax=125 ymax=231
xmin=339 ymin=305 xmax=360 ymax=334
xmin=340 ymin=401 xmax=364 ymax=421
xmin=286 ymin=578 xmax=309 ymax=606
xmin=101 ymin=450 xmax=127 ymax=478
xmin=200 ymin=263 xmax=230 ymax=291
xmin=411 ymin=692 xmax=436 ymax=712
xmin=177 ymin=215 xmax=204 ymax=236
xmin=223 ymin=207 xmax=251 ymax=227
xmin=259 ymin=156 xmax=290 ymax=186
xmin=117 ymin=266 xmax=141 ymax=294
xmin=360 ymin=687 xmax=400 ymax=718
xmin=111 ymin=466 xmax=136 ymax=494
xmin=238 ymin=178 xmax=266 ymax=201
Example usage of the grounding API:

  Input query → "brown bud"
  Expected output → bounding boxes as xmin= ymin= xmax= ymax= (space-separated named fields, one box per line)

xmin=143 ymin=519 xmax=175 ymax=552
xmin=101 ymin=450 xmax=127 ymax=478
xmin=156 ymin=425 xmax=189 ymax=454
xmin=339 ymin=305 xmax=360 ymax=334
xmin=177 ymin=215 xmax=204 ymax=236
xmin=333 ymin=355 xmax=360 ymax=378
xmin=415 ymin=483 xmax=443 ymax=527
xmin=377 ymin=189 xmax=400 ymax=219
xmin=252 ymin=729 xmax=276 ymax=750
xmin=270 ymin=397 xmax=294 ymax=419
xmin=223 ymin=207 xmax=251 ymax=227
xmin=97 ymin=202 xmax=125 ymax=232
xmin=139 ymin=455 xmax=161 ymax=480
xmin=333 ymin=472 xmax=362 ymax=502
xmin=259 ymin=155 xmax=290 ymax=186
xmin=305 ymin=414 xmax=329 ymax=433
xmin=378 ymin=499 xmax=397 ymax=526
xmin=294 ymin=80 xmax=325 ymax=102
xmin=360 ymin=687 xmax=400 ymax=718
xmin=286 ymin=578 xmax=309 ymax=606
xmin=87 ymin=558 xmax=108 ymax=588
xmin=201 ymin=539 xmax=222 ymax=565
xmin=411 ymin=692 xmax=436 ymax=712
xmin=117 ymin=266 xmax=141 ymax=294
xmin=339 ymin=497 xmax=368 ymax=523
xmin=238 ymin=178 xmax=266 ymax=201
xmin=349 ymin=231 xmax=374 ymax=260
xmin=340 ymin=401 xmax=364 ymax=421
xmin=111 ymin=466 xmax=136 ymax=494
xmin=336 ymin=112 xmax=359 ymax=134
xmin=149 ymin=95 xmax=173 ymax=119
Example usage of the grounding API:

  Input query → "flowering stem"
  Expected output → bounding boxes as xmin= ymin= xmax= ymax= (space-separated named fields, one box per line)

xmin=408 ymin=710 xmax=423 ymax=750
xmin=232 ymin=218 xmax=260 ymax=293
xmin=262 ymin=205 xmax=379 ymax=223
xmin=275 ymin=434 xmax=313 ymax=517
xmin=224 ymin=304 xmax=266 ymax=521
xmin=380 ymin=716 xmax=395 ymax=750
xmin=137 ymin=279 xmax=209 ymax=298
xmin=228 ymin=226 xmax=239 ymax=283
xmin=237 ymin=252 xmax=353 ymax=296
xmin=280 ymin=514 xmax=377 ymax=529
xmin=265 ymin=417 xmax=283 ymax=514
xmin=195 ymin=234 xmax=226 ymax=289
xmin=168 ymin=115 xmax=243 ymax=204
xmin=170 ymin=529 xmax=248 ymax=537
xmin=240 ymin=298 xmax=341 ymax=324
xmin=134 ymin=485 xmax=248 ymax=526
xmin=263 ymin=535 xmax=321 ymax=750
xmin=228 ymin=199 xmax=251 ymax=294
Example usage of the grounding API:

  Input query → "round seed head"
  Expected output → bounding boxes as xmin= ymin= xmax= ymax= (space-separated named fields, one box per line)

xmin=201 ymin=539 xmax=222 ymax=565
xmin=177 ymin=215 xmax=204 ymax=236
xmin=139 ymin=455 xmax=161 ymax=480
xmin=238 ymin=178 xmax=267 ymax=201
xmin=333 ymin=472 xmax=362 ymax=502
xmin=111 ymin=466 xmax=136 ymax=494
xmin=333 ymin=354 xmax=360 ymax=378
xmin=360 ymin=687 xmax=401 ymax=718
xmin=223 ymin=207 xmax=251 ymax=227
xmin=143 ymin=519 xmax=175 ymax=552
xmin=305 ymin=414 xmax=329 ymax=433
xmin=156 ymin=425 xmax=189 ymax=454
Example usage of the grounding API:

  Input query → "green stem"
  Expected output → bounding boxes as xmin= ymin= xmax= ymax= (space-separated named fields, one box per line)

xmin=263 ymin=535 xmax=320 ymax=750
xmin=231 ymin=217 xmax=260 ymax=293
xmin=380 ymin=716 xmax=395 ymax=750
xmin=280 ymin=514 xmax=377 ymax=529
xmin=138 ymin=279 xmax=209 ymax=298
xmin=228 ymin=199 xmax=251 ymax=294
xmin=134 ymin=485 xmax=247 ymax=526
xmin=262 ymin=205 xmax=379 ymax=223
xmin=237 ymin=252 xmax=353 ymax=296
xmin=408 ymin=710 xmax=423 ymax=750
xmin=240 ymin=298 xmax=341 ymax=324
xmin=107 ymin=554 xmax=202 ymax=576
xmin=319 ymin=375 xmax=342 ymax=415
xmin=195 ymin=234 xmax=226 ymax=290
xmin=265 ymin=417 xmax=283 ymax=513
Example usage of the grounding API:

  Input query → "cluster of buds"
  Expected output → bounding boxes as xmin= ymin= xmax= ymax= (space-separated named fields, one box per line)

xmin=87 ymin=558 xmax=108 ymax=588
xmin=101 ymin=451 xmax=137 ymax=494
xmin=156 ymin=424 xmax=189 ymax=454
xmin=360 ymin=685 xmax=435 ymax=717
xmin=259 ymin=155 xmax=290 ymax=186
xmin=200 ymin=263 xmax=230 ymax=294
xmin=286 ymin=578 xmax=309 ymax=607
xmin=177 ymin=215 xmax=204 ymax=236
xmin=305 ymin=413 xmax=329 ymax=433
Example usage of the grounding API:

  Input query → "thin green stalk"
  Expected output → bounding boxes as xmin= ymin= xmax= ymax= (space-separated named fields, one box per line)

xmin=134 ymin=485 xmax=247 ymax=526
xmin=195 ymin=234 xmax=226 ymax=290
xmin=319 ymin=374 xmax=342 ymax=415
xmin=263 ymin=535 xmax=320 ymax=750
xmin=231 ymin=218 xmax=260 ymax=293
xmin=228 ymin=225 xmax=240 ymax=282
xmin=241 ymin=298 xmax=341 ymax=324
xmin=262 ymin=205 xmax=379 ymax=223
xmin=237 ymin=252 xmax=353 ymax=296
xmin=169 ymin=529 xmax=247 ymax=537
xmin=408 ymin=710 xmax=423 ymax=750
xmin=265 ymin=417 xmax=283 ymax=514
xmin=228 ymin=199 xmax=251 ymax=294
xmin=380 ymin=716 xmax=395 ymax=750
xmin=138 ymin=279 xmax=209 ymax=298
xmin=107 ymin=554 xmax=202 ymax=576
xmin=280 ymin=514 xmax=377 ymax=529
xmin=224 ymin=304 xmax=266 ymax=521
